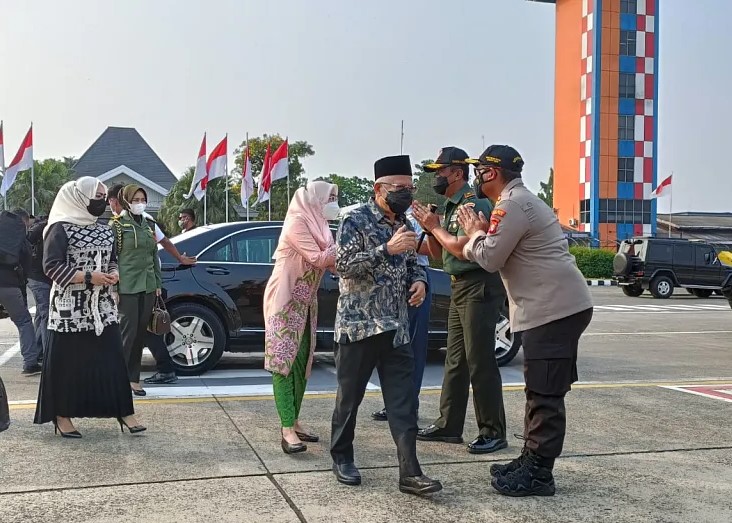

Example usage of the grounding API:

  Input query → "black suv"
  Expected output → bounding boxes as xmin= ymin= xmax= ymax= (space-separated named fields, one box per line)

xmin=613 ymin=237 xmax=732 ymax=299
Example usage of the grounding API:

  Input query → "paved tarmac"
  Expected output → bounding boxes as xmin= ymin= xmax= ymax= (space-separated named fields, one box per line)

xmin=1 ymin=287 xmax=731 ymax=522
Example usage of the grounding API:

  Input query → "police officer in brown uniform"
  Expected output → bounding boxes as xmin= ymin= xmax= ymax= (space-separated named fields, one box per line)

xmin=411 ymin=146 xmax=507 ymax=454
xmin=457 ymin=144 xmax=593 ymax=497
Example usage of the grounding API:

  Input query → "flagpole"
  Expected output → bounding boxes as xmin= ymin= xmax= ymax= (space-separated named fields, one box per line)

xmin=0 ymin=120 xmax=4 ymax=211
xmin=225 ymin=133 xmax=229 ymax=223
xmin=286 ymin=136 xmax=290 ymax=206
xmin=668 ymin=172 xmax=673 ymax=238
xmin=30 ymin=122 xmax=34 ymax=216
xmin=246 ymin=132 xmax=250 ymax=222
xmin=400 ymin=120 xmax=404 ymax=154
xmin=204 ymin=192 xmax=208 ymax=225
xmin=268 ymin=140 xmax=272 ymax=221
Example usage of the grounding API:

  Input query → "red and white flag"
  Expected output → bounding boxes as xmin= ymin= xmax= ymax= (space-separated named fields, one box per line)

xmin=269 ymin=138 xmax=289 ymax=182
xmin=651 ymin=174 xmax=672 ymax=198
xmin=240 ymin=146 xmax=254 ymax=208
xmin=1 ymin=124 xmax=33 ymax=197
xmin=256 ymin=143 xmax=272 ymax=204
xmin=187 ymin=133 xmax=208 ymax=201
xmin=205 ymin=136 xmax=228 ymax=187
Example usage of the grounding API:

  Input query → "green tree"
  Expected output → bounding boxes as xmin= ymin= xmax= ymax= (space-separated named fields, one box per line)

xmin=538 ymin=167 xmax=554 ymax=208
xmin=157 ymin=167 xmax=239 ymax=234
xmin=231 ymin=134 xmax=315 ymax=220
xmin=4 ymin=158 xmax=73 ymax=215
xmin=412 ymin=159 xmax=446 ymax=212
xmin=314 ymin=174 xmax=374 ymax=207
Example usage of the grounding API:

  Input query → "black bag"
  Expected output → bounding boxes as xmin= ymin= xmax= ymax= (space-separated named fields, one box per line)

xmin=0 ymin=211 xmax=27 ymax=268
xmin=0 ymin=376 xmax=10 ymax=432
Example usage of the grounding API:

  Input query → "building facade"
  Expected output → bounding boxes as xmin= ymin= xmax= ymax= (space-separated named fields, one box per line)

xmin=531 ymin=0 xmax=659 ymax=248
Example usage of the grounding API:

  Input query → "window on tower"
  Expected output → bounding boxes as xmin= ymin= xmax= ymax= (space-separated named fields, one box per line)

xmin=599 ymin=199 xmax=652 ymax=224
xmin=579 ymin=199 xmax=591 ymax=224
xmin=620 ymin=30 xmax=637 ymax=56
xmin=620 ymin=0 xmax=637 ymax=14
xmin=618 ymin=157 xmax=635 ymax=182
xmin=618 ymin=115 xmax=635 ymax=141
xmin=619 ymin=73 xmax=636 ymax=99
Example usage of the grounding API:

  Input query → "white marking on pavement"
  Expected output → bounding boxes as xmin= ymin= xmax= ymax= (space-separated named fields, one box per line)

xmin=139 ymin=369 xmax=273 ymax=380
xmin=661 ymin=385 xmax=732 ymax=404
xmin=0 ymin=342 xmax=20 ymax=366
xmin=584 ymin=330 xmax=732 ymax=336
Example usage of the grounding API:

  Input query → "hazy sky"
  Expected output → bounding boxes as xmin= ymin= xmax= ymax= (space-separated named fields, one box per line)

xmin=1 ymin=0 xmax=730 ymax=212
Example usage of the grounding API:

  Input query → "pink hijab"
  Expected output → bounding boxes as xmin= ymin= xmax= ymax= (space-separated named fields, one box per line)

xmin=280 ymin=181 xmax=337 ymax=252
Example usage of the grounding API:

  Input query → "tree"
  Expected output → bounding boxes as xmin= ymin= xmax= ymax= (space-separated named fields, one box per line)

xmin=313 ymin=174 xmax=373 ymax=207
xmin=4 ymin=158 xmax=73 ymax=216
xmin=231 ymin=134 xmax=315 ymax=220
xmin=538 ymin=168 xmax=554 ymax=208
xmin=157 ymin=167 xmax=239 ymax=234
xmin=412 ymin=159 xmax=446 ymax=212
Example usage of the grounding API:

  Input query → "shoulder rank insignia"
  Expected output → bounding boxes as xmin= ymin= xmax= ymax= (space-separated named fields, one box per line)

xmin=462 ymin=202 xmax=476 ymax=209
xmin=491 ymin=209 xmax=507 ymax=217
xmin=464 ymin=192 xmax=475 ymax=199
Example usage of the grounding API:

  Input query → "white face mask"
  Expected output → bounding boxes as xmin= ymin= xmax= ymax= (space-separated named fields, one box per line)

xmin=322 ymin=201 xmax=340 ymax=221
xmin=129 ymin=203 xmax=147 ymax=216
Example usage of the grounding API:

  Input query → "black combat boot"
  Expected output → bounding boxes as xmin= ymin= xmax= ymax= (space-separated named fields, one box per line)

xmin=490 ymin=446 xmax=529 ymax=477
xmin=490 ymin=450 xmax=556 ymax=497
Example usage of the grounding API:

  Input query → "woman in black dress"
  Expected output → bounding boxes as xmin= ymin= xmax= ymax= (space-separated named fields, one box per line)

xmin=34 ymin=176 xmax=146 ymax=437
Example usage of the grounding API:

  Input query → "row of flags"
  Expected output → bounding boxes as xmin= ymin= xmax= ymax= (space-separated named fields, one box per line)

xmin=185 ymin=132 xmax=289 ymax=209
xmin=0 ymin=122 xmax=34 ymax=198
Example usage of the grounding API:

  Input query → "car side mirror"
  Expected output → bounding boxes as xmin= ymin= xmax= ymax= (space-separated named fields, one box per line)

xmin=705 ymin=253 xmax=711 ymax=264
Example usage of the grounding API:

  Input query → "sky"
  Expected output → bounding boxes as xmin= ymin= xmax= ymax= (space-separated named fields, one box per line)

xmin=1 ymin=0 xmax=730 ymax=213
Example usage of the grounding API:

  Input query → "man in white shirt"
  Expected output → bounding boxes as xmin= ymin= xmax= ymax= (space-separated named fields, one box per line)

xmin=108 ymin=183 xmax=196 ymax=384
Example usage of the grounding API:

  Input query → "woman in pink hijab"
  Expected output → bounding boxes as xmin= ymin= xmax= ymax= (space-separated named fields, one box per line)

xmin=264 ymin=180 xmax=340 ymax=454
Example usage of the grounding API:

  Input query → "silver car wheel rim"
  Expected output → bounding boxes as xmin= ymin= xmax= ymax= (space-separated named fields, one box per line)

xmin=166 ymin=315 xmax=216 ymax=367
xmin=658 ymin=281 xmax=671 ymax=295
xmin=495 ymin=316 xmax=513 ymax=359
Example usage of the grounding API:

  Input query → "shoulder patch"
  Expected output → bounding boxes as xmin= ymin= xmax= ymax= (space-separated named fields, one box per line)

xmin=462 ymin=202 xmax=476 ymax=209
xmin=464 ymin=192 xmax=475 ymax=199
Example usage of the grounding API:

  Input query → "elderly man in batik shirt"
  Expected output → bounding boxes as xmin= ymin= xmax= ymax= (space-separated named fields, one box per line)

xmin=329 ymin=154 xmax=442 ymax=497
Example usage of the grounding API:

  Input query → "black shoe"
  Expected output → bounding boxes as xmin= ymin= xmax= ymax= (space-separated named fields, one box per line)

xmin=281 ymin=437 xmax=307 ymax=454
xmin=22 ymin=364 xmax=42 ymax=376
xmin=416 ymin=424 xmax=464 ymax=444
xmin=118 ymin=418 xmax=147 ymax=434
xmin=371 ymin=408 xmax=387 ymax=421
xmin=332 ymin=462 xmax=361 ymax=486
xmin=399 ymin=475 xmax=443 ymax=496
xmin=54 ymin=421 xmax=82 ymax=439
xmin=131 ymin=388 xmax=147 ymax=397
xmin=295 ymin=430 xmax=319 ymax=443
xmin=491 ymin=447 xmax=529 ymax=477
xmin=491 ymin=451 xmax=556 ymax=497
xmin=143 ymin=372 xmax=178 ymax=384
xmin=467 ymin=436 xmax=508 ymax=454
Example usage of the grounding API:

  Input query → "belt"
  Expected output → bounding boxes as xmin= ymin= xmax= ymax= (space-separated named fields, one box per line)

xmin=449 ymin=269 xmax=483 ymax=282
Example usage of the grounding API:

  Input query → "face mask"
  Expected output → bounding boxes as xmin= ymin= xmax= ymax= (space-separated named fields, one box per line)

xmin=87 ymin=198 xmax=107 ymax=217
xmin=432 ymin=174 xmax=450 ymax=195
xmin=178 ymin=220 xmax=186 ymax=229
xmin=129 ymin=202 xmax=147 ymax=215
xmin=322 ymin=202 xmax=340 ymax=221
xmin=473 ymin=178 xmax=490 ymax=200
xmin=383 ymin=188 xmax=413 ymax=215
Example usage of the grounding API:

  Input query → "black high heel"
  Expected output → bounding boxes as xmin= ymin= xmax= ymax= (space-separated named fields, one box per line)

xmin=53 ymin=420 xmax=82 ymax=439
xmin=118 ymin=417 xmax=147 ymax=434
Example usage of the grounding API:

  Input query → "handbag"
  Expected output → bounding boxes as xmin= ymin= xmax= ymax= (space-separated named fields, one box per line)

xmin=0 ymin=376 xmax=10 ymax=432
xmin=148 ymin=296 xmax=171 ymax=335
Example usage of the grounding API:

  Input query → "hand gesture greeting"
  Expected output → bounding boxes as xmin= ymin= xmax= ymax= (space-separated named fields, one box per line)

xmin=386 ymin=225 xmax=418 ymax=255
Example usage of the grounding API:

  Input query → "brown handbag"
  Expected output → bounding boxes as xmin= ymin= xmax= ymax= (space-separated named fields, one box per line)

xmin=148 ymin=296 xmax=171 ymax=335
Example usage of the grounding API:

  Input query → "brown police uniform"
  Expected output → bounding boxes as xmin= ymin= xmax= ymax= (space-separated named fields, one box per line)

xmin=464 ymin=178 xmax=593 ymax=461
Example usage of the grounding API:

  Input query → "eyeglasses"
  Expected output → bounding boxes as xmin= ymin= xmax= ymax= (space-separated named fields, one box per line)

xmin=380 ymin=183 xmax=417 ymax=193
xmin=474 ymin=166 xmax=494 ymax=178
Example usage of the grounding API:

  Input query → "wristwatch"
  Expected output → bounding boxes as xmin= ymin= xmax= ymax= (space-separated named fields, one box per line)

xmin=84 ymin=271 xmax=92 ymax=285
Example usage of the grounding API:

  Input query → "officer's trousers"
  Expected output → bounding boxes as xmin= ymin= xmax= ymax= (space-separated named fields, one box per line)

xmin=520 ymin=308 xmax=593 ymax=460
xmin=331 ymin=331 xmax=422 ymax=478
xmin=435 ymin=271 xmax=506 ymax=438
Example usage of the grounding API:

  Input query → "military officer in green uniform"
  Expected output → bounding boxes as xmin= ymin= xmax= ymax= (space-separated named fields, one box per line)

xmin=411 ymin=146 xmax=507 ymax=454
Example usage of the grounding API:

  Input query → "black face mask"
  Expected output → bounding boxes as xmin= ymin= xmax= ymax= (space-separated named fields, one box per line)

xmin=87 ymin=198 xmax=108 ymax=217
xmin=473 ymin=178 xmax=490 ymax=200
xmin=432 ymin=174 xmax=450 ymax=195
xmin=384 ymin=188 xmax=413 ymax=215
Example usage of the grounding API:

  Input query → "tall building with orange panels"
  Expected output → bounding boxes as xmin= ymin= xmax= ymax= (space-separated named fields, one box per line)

xmin=530 ymin=0 xmax=659 ymax=248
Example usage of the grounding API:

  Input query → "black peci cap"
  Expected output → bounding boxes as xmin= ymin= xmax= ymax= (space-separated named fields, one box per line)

xmin=374 ymin=155 xmax=412 ymax=180
xmin=466 ymin=144 xmax=524 ymax=173
xmin=423 ymin=147 xmax=470 ymax=172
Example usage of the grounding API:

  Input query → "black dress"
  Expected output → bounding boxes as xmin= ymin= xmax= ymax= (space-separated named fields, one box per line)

xmin=34 ymin=222 xmax=134 ymax=424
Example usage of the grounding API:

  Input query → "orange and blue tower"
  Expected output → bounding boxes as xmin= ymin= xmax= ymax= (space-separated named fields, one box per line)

xmin=531 ymin=0 xmax=659 ymax=248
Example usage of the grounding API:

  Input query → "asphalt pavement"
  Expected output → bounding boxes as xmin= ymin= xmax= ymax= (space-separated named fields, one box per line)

xmin=1 ymin=287 xmax=731 ymax=522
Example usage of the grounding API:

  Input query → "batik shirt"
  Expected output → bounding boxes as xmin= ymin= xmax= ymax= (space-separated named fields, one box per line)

xmin=334 ymin=199 xmax=428 ymax=347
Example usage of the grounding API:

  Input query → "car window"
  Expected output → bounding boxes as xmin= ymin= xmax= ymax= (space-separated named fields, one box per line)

xmin=232 ymin=227 xmax=282 ymax=264
xmin=695 ymin=245 xmax=715 ymax=267
xmin=673 ymin=244 xmax=693 ymax=266
xmin=646 ymin=242 xmax=670 ymax=262
xmin=199 ymin=239 xmax=234 ymax=262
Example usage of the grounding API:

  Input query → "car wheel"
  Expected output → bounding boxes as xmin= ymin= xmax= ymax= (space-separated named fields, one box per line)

xmin=621 ymin=284 xmax=644 ymax=297
xmin=650 ymin=275 xmax=674 ymax=299
xmin=691 ymin=289 xmax=713 ymax=299
xmin=495 ymin=315 xmax=521 ymax=367
xmin=165 ymin=303 xmax=226 ymax=376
